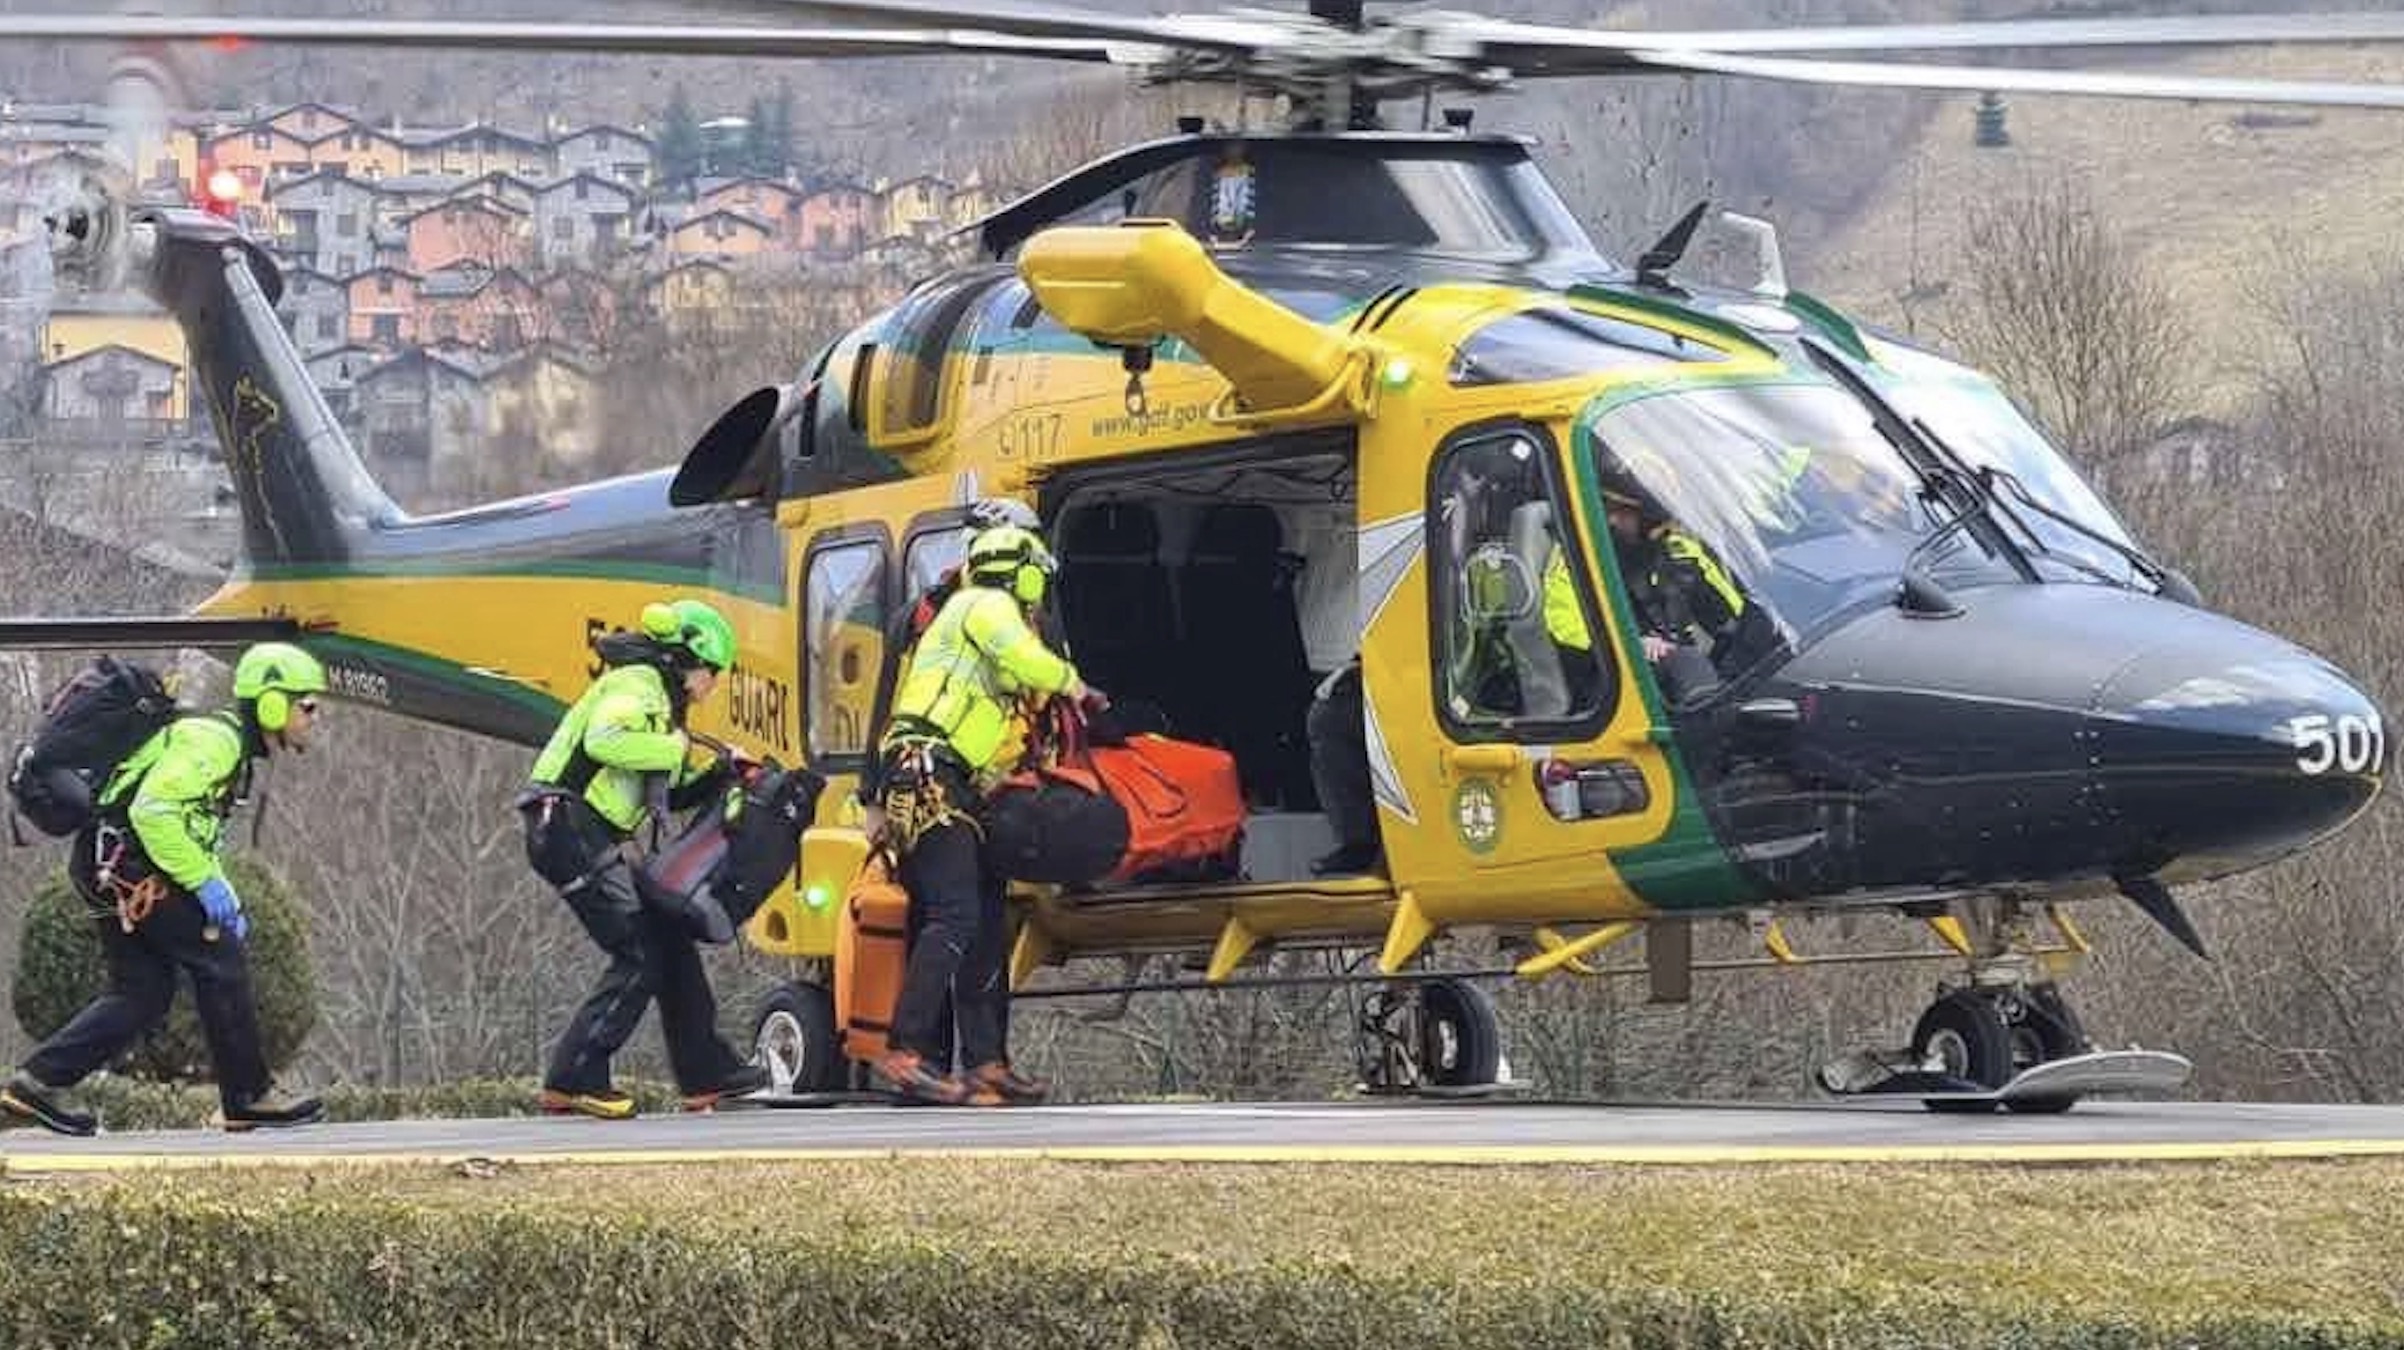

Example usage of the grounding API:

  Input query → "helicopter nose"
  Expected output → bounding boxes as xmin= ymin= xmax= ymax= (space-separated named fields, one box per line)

xmin=2091 ymin=625 xmax=2386 ymax=882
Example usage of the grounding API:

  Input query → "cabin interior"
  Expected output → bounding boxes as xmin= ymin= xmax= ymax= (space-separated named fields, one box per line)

xmin=1045 ymin=440 xmax=1359 ymax=885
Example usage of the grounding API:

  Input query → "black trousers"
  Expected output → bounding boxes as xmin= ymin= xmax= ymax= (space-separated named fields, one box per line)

xmin=890 ymin=814 xmax=1008 ymax=1071
xmin=1306 ymin=663 xmax=1378 ymax=854
xmin=535 ymin=806 xmax=745 ymax=1096
xmin=25 ymin=836 xmax=270 ymax=1111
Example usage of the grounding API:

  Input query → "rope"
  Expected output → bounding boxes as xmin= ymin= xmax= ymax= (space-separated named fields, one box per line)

xmin=89 ymin=827 xmax=168 ymax=933
xmin=876 ymin=738 xmax=977 ymax=856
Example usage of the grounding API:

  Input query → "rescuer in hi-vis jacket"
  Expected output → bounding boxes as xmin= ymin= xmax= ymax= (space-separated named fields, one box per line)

xmin=1 ymin=643 xmax=330 ymax=1137
xmin=873 ymin=523 xmax=1101 ymax=1106
xmin=520 ymin=599 xmax=766 ymax=1120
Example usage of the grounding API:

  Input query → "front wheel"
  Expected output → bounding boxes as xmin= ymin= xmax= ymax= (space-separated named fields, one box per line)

xmin=1999 ymin=986 xmax=2087 ymax=1115
xmin=1910 ymin=989 xmax=2012 ymax=1114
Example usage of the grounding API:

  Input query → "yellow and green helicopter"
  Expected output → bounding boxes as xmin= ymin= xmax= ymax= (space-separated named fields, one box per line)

xmin=4 ymin=1 xmax=2397 ymax=1109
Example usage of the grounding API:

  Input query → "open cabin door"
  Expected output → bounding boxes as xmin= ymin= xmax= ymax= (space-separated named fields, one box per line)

xmin=1358 ymin=421 xmax=1690 ymax=939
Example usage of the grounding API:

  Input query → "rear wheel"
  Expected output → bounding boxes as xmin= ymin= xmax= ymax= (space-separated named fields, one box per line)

xmin=752 ymin=982 xmax=841 ymax=1095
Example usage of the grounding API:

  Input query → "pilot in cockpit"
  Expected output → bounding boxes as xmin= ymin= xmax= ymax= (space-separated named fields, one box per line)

xmin=1595 ymin=456 xmax=1750 ymax=708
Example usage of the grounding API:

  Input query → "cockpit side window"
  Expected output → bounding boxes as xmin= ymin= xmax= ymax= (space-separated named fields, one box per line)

xmin=1428 ymin=425 xmax=1614 ymax=741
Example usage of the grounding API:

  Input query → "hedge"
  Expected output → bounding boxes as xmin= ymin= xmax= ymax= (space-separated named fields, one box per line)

xmin=11 ymin=852 xmax=319 ymax=1080
xmin=0 ymin=1160 xmax=2398 ymax=1348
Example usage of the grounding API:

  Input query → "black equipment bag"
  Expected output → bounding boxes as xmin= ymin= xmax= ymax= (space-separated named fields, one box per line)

xmin=713 ymin=764 xmax=824 ymax=928
xmin=8 ymin=657 xmax=177 ymax=840
xmin=983 ymin=766 xmax=1131 ymax=887
xmin=638 ymin=764 xmax=827 ymax=945
xmin=643 ymin=807 xmax=739 ymax=945
xmin=518 ymin=791 xmax=612 ymax=892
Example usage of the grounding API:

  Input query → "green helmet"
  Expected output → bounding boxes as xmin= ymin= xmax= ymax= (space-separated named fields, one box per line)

xmin=231 ymin=642 xmax=327 ymax=702
xmin=641 ymin=598 xmax=738 ymax=672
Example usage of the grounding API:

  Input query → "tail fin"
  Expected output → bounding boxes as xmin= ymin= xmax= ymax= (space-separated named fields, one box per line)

xmin=138 ymin=207 xmax=402 ymax=565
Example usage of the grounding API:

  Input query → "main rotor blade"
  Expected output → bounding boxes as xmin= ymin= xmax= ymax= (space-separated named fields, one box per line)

xmin=1501 ymin=13 xmax=2404 ymax=59
xmin=693 ymin=0 xmax=1279 ymax=54
xmin=1618 ymin=48 xmax=2404 ymax=111
xmin=0 ymin=14 xmax=1129 ymax=63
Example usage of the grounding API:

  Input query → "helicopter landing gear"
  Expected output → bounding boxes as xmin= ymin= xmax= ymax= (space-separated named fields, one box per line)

xmin=1908 ymin=984 xmax=2087 ymax=1113
xmin=1354 ymin=978 xmax=1513 ymax=1096
xmin=750 ymin=978 xmax=846 ymax=1097
xmin=1818 ymin=898 xmax=2190 ymax=1112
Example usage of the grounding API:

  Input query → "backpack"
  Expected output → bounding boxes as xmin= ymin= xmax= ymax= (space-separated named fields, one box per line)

xmin=7 ymin=657 xmax=178 ymax=839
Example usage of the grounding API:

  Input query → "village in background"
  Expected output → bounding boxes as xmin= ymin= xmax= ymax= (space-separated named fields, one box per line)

xmin=0 ymin=90 xmax=1007 ymax=566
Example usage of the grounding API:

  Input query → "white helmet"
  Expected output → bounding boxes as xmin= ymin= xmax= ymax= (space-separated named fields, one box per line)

xmin=966 ymin=497 xmax=1040 ymax=533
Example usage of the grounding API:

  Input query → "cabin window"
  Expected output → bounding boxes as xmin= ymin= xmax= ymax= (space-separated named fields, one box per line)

xmin=1428 ymin=425 xmax=1612 ymax=739
xmin=802 ymin=533 xmax=889 ymax=769
xmin=903 ymin=513 xmax=970 ymax=600
xmin=872 ymin=274 xmax=1008 ymax=442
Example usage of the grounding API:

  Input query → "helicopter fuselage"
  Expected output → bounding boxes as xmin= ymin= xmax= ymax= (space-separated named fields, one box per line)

xmin=123 ymin=131 xmax=2381 ymax=990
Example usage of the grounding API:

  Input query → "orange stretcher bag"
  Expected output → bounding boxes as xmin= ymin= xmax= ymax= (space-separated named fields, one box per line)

xmin=1086 ymin=732 xmax=1246 ymax=885
xmin=834 ymin=856 xmax=911 ymax=1063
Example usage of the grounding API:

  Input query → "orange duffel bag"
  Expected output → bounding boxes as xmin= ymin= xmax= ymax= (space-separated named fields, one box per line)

xmin=833 ymin=856 xmax=911 ymax=1063
xmin=1087 ymin=733 xmax=1246 ymax=885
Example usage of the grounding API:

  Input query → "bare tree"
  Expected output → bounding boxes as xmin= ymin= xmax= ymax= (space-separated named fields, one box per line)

xmin=1946 ymin=174 xmax=2195 ymax=471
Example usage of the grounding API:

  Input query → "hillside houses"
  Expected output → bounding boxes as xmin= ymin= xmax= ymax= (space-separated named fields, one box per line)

xmin=2 ymin=95 xmax=1023 ymax=509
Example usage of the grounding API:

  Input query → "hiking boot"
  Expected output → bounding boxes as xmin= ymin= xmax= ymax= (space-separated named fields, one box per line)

xmin=538 ymin=1086 xmax=637 ymax=1120
xmin=683 ymin=1063 xmax=771 ymax=1113
xmin=221 ymin=1090 xmax=325 ymax=1132
xmin=873 ymin=1050 xmax=970 ymax=1106
xmin=966 ymin=1062 xmax=1051 ymax=1105
xmin=0 ymin=1070 xmax=96 ymax=1137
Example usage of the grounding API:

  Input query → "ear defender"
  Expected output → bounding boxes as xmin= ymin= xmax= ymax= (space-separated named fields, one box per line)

xmin=258 ymin=686 xmax=290 ymax=733
xmin=1016 ymin=563 xmax=1045 ymax=605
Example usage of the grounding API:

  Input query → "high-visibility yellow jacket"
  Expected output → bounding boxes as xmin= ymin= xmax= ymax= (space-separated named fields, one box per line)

xmin=528 ymin=661 xmax=708 ymax=835
xmin=100 ymin=712 xmax=246 ymax=891
xmin=885 ymin=584 xmax=1079 ymax=773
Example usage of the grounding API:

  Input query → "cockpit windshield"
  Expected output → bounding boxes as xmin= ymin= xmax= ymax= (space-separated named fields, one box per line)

xmin=1867 ymin=342 xmax=2147 ymax=587
xmin=1579 ymin=380 xmax=2023 ymax=655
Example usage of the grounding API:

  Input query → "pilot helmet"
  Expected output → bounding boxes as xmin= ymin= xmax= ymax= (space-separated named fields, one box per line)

xmin=1595 ymin=446 xmax=1675 ymax=528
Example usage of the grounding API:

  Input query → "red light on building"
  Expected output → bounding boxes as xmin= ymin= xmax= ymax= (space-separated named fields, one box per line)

xmin=198 ymin=163 xmax=242 ymax=219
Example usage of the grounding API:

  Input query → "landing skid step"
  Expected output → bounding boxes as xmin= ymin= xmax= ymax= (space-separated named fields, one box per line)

xmin=1821 ymin=1049 xmax=2195 ymax=1103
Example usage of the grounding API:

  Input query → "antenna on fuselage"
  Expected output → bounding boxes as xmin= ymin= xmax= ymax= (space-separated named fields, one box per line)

xmin=1636 ymin=199 xmax=1711 ymax=294
xmin=1718 ymin=210 xmax=1788 ymax=300
xmin=2118 ymin=873 xmax=2212 ymax=961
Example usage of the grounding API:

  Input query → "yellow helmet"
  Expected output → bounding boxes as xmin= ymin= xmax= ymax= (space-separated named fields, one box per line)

xmin=965 ymin=524 xmax=1056 ymax=606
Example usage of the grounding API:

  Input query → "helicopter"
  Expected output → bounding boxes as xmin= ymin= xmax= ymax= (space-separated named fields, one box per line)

xmin=0 ymin=0 xmax=2395 ymax=1112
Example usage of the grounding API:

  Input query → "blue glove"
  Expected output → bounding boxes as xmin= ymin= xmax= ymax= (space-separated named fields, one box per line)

xmin=196 ymin=876 xmax=242 ymax=930
xmin=225 ymin=911 xmax=249 ymax=943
